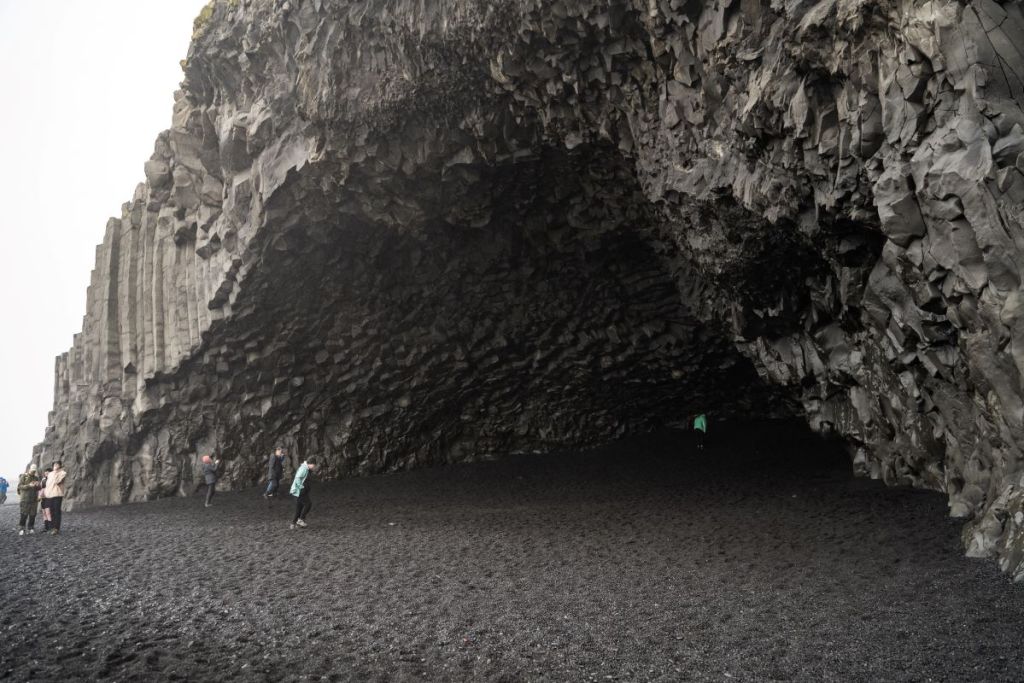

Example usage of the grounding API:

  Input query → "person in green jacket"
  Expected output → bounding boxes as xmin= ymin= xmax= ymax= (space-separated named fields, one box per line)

xmin=289 ymin=457 xmax=318 ymax=529
xmin=17 ymin=464 xmax=41 ymax=535
xmin=693 ymin=413 xmax=708 ymax=449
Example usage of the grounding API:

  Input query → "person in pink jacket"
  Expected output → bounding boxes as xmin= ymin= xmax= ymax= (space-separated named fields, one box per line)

xmin=43 ymin=461 xmax=67 ymax=535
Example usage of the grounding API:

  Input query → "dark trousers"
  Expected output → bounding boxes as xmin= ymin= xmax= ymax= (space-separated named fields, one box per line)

xmin=49 ymin=497 xmax=63 ymax=530
xmin=293 ymin=492 xmax=311 ymax=524
xmin=18 ymin=511 xmax=36 ymax=529
xmin=205 ymin=482 xmax=216 ymax=505
xmin=266 ymin=478 xmax=280 ymax=496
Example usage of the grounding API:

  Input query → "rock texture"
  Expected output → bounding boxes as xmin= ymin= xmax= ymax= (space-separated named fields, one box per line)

xmin=33 ymin=0 xmax=1024 ymax=578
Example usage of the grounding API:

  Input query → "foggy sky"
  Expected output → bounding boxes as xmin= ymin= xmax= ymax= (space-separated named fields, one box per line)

xmin=0 ymin=1 xmax=209 ymax=484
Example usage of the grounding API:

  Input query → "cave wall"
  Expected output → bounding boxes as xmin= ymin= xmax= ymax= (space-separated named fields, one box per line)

xmin=34 ymin=0 xmax=1024 ymax=579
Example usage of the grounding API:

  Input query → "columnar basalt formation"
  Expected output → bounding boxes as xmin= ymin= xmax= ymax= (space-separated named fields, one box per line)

xmin=34 ymin=0 xmax=1024 ymax=578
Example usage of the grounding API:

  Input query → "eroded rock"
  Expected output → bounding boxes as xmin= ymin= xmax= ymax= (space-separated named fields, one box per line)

xmin=32 ymin=0 xmax=1024 ymax=581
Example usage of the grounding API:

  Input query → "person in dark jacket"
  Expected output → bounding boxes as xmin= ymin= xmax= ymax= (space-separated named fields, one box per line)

xmin=17 ymin=464 xmax=41 ymax=535
xmin=288 ymin=457 xmax=317 ymax=529
xmin=201 ymin=455 xmax=221 ymax=508
xmin=265 ymin=447 xmax=286 ymax=499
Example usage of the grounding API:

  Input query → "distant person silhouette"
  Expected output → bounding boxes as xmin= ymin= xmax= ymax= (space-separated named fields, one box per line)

xmin=694 ymin=413 xmax=708 ymax=450
xmin=265 ymin=447 xmax=286 ymax=499
xmin=16 ymin=465 xmax=41 ymax=535
xmin=289 ymin=457 xmax=318 ymax=529
xmin=0 ymin=476 xmax=8 ymax=505
xmin=201 ymin=455 xmax=221 ymax=508
xmin=43 ymin=461 xmax=67 ymax=534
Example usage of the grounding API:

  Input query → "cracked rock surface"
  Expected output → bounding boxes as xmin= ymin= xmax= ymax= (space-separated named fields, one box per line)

xmin=33 ymin=0 xmax=1024 ymax=579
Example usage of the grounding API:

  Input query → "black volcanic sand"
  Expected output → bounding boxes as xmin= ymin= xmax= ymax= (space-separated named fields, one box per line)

xmin=3 ymin=426 xmax=1024 ymax=682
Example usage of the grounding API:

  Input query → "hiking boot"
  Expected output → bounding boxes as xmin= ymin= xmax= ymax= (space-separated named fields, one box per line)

xmin=51 ymin=529 xmax=59 ymax=535
xmin=18 ymin=529 xmax=24 ymax=536
xmin=27 ymin=529 xmax=34 ymax=535
xmin=296 ymin=519 xmax=308 ymax=528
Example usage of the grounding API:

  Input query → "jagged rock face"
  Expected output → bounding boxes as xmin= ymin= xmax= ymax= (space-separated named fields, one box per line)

xmin=34 ymin=0 xmax=1024 ymax=578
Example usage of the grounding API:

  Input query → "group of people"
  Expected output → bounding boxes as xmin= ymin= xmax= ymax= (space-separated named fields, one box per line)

xmin=14 ymin=461 xmax=67 ymax=535
xmin=9 ymin=447 xmax=312 ymax=536
xmin=199 ymin=446 xmax=318 ymax=530
xmin=10 ymin=420 xmax=708 ymax=536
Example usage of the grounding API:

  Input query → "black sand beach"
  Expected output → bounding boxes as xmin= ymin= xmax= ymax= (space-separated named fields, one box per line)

xmin=2 ymin=427 xmax=1024 ymax=682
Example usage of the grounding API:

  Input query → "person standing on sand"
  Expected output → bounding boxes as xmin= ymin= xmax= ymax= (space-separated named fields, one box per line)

xmin=0 ymin=476 xmax=8 ymax=505
xmin=265 ymin=447 xmax=286 ymax=499
xmin=694 ymin=413 xmax=708 ymax=450
xmin=289 ymin=457 xmax=317 ymax=530
xmin=38 ymin=465 xmax=51 ymax=532
xmin=201 ymin=455 xmax=221 ymax=508
xmin=43 ymin=461 xmax=67 ymax=535
xmin=17 ymin=464 xmax=41 ymax=535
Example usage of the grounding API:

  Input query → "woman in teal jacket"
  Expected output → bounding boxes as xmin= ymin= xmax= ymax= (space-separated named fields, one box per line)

xmin=289 ymin=457 xmax=318 ymax=529
xmin=694 ymin=413 xmax=708 ymax=449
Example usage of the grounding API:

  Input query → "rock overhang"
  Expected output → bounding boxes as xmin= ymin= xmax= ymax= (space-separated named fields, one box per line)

xmin=33 ymin=0 xmax=1024 ymax=580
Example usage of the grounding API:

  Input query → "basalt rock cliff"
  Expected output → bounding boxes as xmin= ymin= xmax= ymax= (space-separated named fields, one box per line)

xmin=34 ymin=0 xmax=1024 ymax=578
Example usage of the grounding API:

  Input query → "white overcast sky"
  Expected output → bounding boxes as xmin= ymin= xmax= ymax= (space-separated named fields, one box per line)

xmin=0 ymin=1 xmax=209 ymax=482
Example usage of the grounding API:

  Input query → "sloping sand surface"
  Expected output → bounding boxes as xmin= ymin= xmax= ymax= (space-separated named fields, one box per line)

xmin=2 ymin=427 xmax=1023 ymax=681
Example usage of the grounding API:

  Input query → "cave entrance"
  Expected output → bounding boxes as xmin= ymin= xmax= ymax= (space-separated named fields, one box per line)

xmin=238 ymin=141 xmax=798 ymax=475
